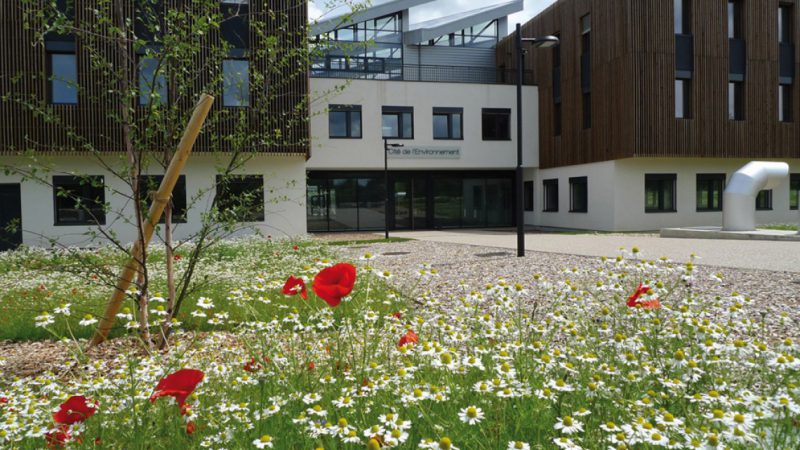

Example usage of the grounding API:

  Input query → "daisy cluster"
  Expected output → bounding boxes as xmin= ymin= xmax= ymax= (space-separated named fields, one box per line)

xmin=0 ymin=246 xmax=798 ymax=449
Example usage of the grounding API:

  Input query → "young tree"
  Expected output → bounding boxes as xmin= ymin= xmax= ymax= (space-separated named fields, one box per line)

xmin=1 ymin=0 xmax=349 ymax=347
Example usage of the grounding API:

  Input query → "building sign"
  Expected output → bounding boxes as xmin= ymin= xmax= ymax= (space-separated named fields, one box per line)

xmin=388 ymin=146 xmax=461 ymax=159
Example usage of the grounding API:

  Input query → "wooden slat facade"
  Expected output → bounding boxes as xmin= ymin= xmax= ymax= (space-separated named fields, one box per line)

xmin=498 ymin=0 xmax=800 ymax=169
xmin=0 ymin=0 xmax=309 ymax=156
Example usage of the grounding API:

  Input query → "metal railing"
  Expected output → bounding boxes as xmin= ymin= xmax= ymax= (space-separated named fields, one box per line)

xmin=311 ymin=63 xmax=535 ymax=85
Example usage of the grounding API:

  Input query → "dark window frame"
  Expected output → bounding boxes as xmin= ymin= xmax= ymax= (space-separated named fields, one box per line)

xmin=524 ymin=180 xmax=534 ymax=212
xmin=481 ymin=108 xmax=511 ymax=141
xmin=222 ymin=58 xmax=250 ymax=108
xmin=569 ymin=176 xmax=588 ymax=213
xmin=728 ymin=0 xmax=744 ymax=40
xmin=543 ymin=178 xmax=559 ymax=212
xmin=432 ymin=107 xmax=463 ymax=140
xmin=47 ymin=51 xmax=78 ymax=105
xmin=728 ymin=81 xmax=745 ymax=121
xmin=138 ymin=175 xmax=188 ymax=223
xmin=675 ymin=0 xmax=692 ymax=34
xmin=779 ymin=83 xmax=793 ymax=122
xmin=215 ymin=174 xmax=265 ymax=222
xmin=756 ymin=189 xmax=773 ymax=211
xmin=696 ymin=173 xmax=725 ymax=212
xmin=382 ymin=106 xmax=414 ymax=139
xmin=675 ymin=78 xmax=692 ymax=119
xmin=53 ymin=175 xmax=106 ymax=226
xmin=790 ymin=173 xmax=799 ymax=210
xmin=645 ymin=174 xmax=677 ymax=213
xmin=329 ymin=104 xmax=363 ymax=139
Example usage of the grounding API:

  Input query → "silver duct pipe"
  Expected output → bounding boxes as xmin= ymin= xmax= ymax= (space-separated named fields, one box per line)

xmin=722 ymin=161 xmax=790 ymax=231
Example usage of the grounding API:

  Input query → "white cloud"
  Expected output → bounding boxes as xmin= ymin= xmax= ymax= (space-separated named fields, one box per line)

xmin=309 ymin=0 xmax=557 ymax=35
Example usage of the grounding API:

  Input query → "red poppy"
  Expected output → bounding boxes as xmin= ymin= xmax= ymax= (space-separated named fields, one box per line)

xmin=53 ymin=396 xmax=97 ymax=425
xmin=391 ymin=312 xmax=402 ymax=319
xmin=150 ymin=369 xmax=204 ymax=408
xmin=186 ymin=421 xmax=197 ymax=435
xmin=627 ymin=283 xmax=662 ymax=309
xmin=293 ymin=245 xmax=299 ymax=251
xmin=0 ymin=397 xmax=8 ymax=404
xmin=307 ymin=361 xmax=316 ymax=371
xmin=45 ymin=426 xmax=70 ymax=449
xmin=312 ymin=263 xmax=357 ymax=307
xmin=243 ymin=357 xmax=262 ymax=373
xmin=282 ymin=275 xmax=308 ymax=300
xmin=174 ymin=254 xmax=182 ymax=261
xmin=398 ymin=329 xmax=419 ymax=347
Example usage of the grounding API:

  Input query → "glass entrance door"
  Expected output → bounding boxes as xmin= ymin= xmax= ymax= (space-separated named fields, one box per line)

xmin=412 ymin=176 xmax=429 ymax=229
xmin=393 ymin=177 xmax=411 ymax=229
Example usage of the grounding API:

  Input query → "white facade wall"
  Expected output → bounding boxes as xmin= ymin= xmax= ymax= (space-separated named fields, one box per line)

xmin=308 ymin=78 xmax=539 ymax=170
xmin=532 ymin=157 xmax=800 ymax=231
xmin=0 ymin=153 xmax=307 ymax=247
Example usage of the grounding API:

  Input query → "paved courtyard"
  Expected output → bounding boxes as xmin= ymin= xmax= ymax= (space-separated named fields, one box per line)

xmin=382 ymin=229 xmax=800 ymax=273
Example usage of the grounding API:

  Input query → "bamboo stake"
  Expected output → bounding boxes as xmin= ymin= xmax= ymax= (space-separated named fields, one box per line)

xmin=90 ymin=94 xmax=215 ymax=347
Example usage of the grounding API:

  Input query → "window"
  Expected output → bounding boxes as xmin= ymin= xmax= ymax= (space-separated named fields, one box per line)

xmin=569 ymin=177 xmax=588 ymax=213
xmin=329 ymin=105 xmax=362 ymax=138
xmin=382 ymin=106 xmax=413 ymax=139
xmin=756 ymin=190 xmax=773 ymax=210
xmin=138 ymin=57 xmax=167 ymax=106
xmin=780 ymin=5 xmax=793 ymax=44
xmin=581 ymin=14 xmax=591 ymax=129
xmin=215 ymin=175 xmax=264 ymax=221
xmin=553 ymin=33 xmax=562 ymax=136
xmin=728 ymin=81 xmax=744 ymax=120
xmin=524 ymin=180 xmax=534 ymax=211
xmin=49 ymin=53 xmax=78 ymax=104
xmin=696 ymin=173 xmax=725 ymax=211
xmin=53 ymin=175 xmax=106 ymax=225
xmin=675 ymin=79 xmax=692 ymax=119
xmin=645 ymin=174 xmax=677 ymax=213
xmin=138 ymin=175 xmax=187 ymax=223
xmin=780 ymin=84 xmax=792 ymax=122
xmin=432 ymin=108 xmax=463 ymax=140
xmin=791 ymin=174 xmax=799 ymax=210
xmin=543 ymin=179 xmax=558 ymax=212
xmin=582 ymin=93 xmax=591 ymax=129
xmin=482 ymin=108 xmax=511 ymax=140
xmin=554 ymin=103 xmax=563 ymax=136
xmin=728 ymin=0 xmax=743 ymax=39
xmin=222 ymin=59 xmax=249 ymax=107
xmin=220 ymin=0 xmax=250 ymax=50
xmin=675 ymin=0 xmax=691 ymax=34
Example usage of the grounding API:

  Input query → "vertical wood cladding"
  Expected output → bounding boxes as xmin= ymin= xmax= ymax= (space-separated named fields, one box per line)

xmin=498 ymin=0 xmax=800 ymax=169
xmin=0 ymin=1 xmax=309 ymax=155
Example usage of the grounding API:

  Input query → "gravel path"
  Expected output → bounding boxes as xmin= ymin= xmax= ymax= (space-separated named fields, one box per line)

xmin=338 ymin=239 xmax=800 ymax=339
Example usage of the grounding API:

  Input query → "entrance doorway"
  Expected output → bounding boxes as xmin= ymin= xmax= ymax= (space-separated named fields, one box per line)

xmin=392 ymin=175 xmax=429 ymax=230
xmin=0 ymin=184 xmax=22 ymax=251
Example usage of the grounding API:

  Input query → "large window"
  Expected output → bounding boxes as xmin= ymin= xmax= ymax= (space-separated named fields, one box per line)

xmin=569 ymin=177 xmax=588 ymax=213
xmin=524 ymin=180 xmax=534 ymax=211
xmin=675 ymin=0 xmax=691 ymax=34
xmin=138 ymin=57 xmax=167 ymax=106
xmin=432 ymin=108 xmax=463 ymax=140
xmin=222 ymin=59 xmax=250 ymax=107
xmin=425 ymin=20 xmax=499 ymax=48
xmin=482 ymin=108 xmax=511 ymax=140
xmin=53 ymin=175 xmax=106 ymax=225
xmin=49 ymin=53 xmax=78 ymax=104
xmin=645 ymin=174 xmax=677 ymax=213
xmin=756 ymin=190 xmax=773 ymax=211
xmin=215 ymin=175 xmax=264 ymax=221
xmin=728 ymin=0 xmax=744 ymax=39
xmin=696 ymin=173 xmax=725 ymax=211
xmin=543 ymin=179 xmax=558 ymax=212
xmin=791 ymin=174 xmax=799 ymax=210
xmin=138 ymin=175 xmax=187 ymax=223
xmin=329 ymin=105 xmax=362 ymax=138
xmin=382 ymin=106 xmax=413 ymax=139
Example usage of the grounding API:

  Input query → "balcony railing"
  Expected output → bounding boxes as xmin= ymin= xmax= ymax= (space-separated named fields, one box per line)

xmin=311 ymin=63 xmax=535 ymax=85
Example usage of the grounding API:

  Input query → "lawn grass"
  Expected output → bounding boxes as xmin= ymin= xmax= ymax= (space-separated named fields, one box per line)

xmin=326 ymin=237 xmax=414 ymax=246
xmin=759 ymin=223 xmax=799 ymax=231
xmin=0 ymin=237 xmax=399 ymax=342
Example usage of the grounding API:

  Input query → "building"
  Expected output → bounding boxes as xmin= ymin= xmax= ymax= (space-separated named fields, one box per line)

xmin=498 ymin=0 xmax=800 ymax=231
xmin=307 ymin=0 xmax=539 ymax=232
xmin=0 ymin=0 xmax=309 ymax=249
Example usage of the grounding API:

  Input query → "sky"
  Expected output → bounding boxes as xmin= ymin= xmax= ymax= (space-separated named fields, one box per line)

xmin=309 ymin=0 xmax=558 ymax=34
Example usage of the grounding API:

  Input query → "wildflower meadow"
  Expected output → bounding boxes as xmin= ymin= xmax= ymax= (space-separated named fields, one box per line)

xmin=0 ymin=238 xmax=798 ymax=449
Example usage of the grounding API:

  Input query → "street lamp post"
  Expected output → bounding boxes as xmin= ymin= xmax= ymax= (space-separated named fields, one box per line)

xmin=384 ymin=138 xmax=404 ymax=239
xmin=515 ymin=23 xmax=559 ymax=257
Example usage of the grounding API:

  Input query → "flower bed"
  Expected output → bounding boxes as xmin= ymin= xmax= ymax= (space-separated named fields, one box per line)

xmin=0 ymin=246 xmax=798 ymax=449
